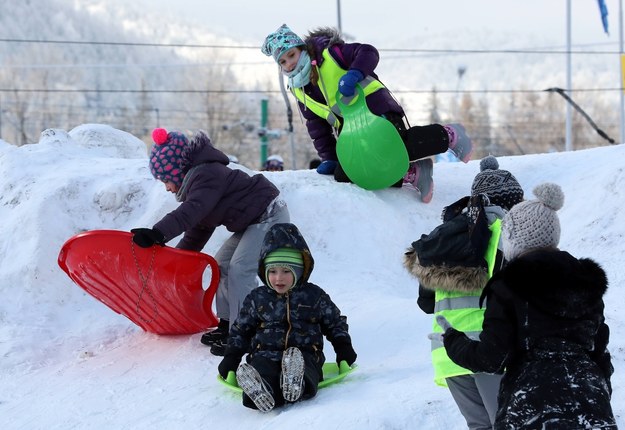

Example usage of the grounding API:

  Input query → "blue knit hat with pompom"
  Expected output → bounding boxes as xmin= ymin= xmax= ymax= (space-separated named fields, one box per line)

xmin=149 ymin=128 xmax=188 ymax=187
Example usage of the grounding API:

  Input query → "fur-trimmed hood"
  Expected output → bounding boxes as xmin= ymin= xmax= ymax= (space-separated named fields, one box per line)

xmin=403 ymin=199 xmax=500 ymax=294
xmin=489 ymin=249 xmax=608 ymax=319
xmin=180 ymin=131 xmax=230 ymax=174
xmin=404 ymin=249 xmax=489 ymax=293
xmin=304 ymin=26 xmax=344 ymax=47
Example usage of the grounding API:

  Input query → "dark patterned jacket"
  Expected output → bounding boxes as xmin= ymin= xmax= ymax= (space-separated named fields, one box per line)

xmin=299 ymin=27 xmax=405 ymax=162
xmin=225 ymin=223 xmax=353 ymax=369
xmin=153 ymin=134 xmax=279 ymax=251
xmin=443 ymin=249 xmax=615 ymax=429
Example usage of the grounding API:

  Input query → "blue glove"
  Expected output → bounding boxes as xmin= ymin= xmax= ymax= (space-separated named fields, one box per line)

xmin=338 ymin=69 xmax=364 ymax=97
xmin=316 ymin=160 xmax=338 ymax=175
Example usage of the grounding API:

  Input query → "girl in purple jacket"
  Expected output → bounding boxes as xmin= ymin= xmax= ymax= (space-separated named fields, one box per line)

xmin=131 ymin=129 xmax=290 ymax=356
xmin=261 ymin=24 xmax=473 ymax=203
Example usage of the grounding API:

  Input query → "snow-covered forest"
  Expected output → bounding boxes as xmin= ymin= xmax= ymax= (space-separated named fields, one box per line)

xmin=0 ymin=0 xmax=620 ymax=167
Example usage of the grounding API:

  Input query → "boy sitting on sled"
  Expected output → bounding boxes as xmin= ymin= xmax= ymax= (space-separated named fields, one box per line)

xmin=218 ymin=223 xmax=357 ymax=412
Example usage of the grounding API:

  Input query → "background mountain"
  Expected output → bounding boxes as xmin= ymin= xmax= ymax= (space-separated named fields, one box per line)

xmin=0 ymin=0 xmax=620 ymax=166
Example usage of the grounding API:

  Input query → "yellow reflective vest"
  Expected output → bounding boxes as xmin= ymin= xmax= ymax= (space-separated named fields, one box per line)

xmin=291 ymin=48 xmax=385 ymax=130
xmin=430 ymin=218 xmax=502 ymax=387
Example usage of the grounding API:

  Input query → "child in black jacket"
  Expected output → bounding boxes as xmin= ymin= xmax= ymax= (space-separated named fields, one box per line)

xmin=218 ymin=223 xmax=356 ymax=412
xmin=435 ymin=183 xmax=616 ymax=429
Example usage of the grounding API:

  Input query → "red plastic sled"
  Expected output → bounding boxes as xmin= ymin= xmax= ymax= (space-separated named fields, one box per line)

xmin=58 ymin=230 xmax=219 ymax=335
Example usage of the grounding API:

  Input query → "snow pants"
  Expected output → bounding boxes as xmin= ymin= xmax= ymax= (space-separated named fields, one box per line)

xmin=446 ymin=373 xmax=502 ymax=430
xmin=214 ymin=198 xmax=290 ymax=325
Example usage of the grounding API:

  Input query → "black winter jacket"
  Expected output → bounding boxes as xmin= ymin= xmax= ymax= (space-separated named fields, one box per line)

xmin=153 ymin=134 xmax=279 ymax=251
xmin=443 ymin=249 xmax=615 ymax=429
xmin=225 ymin=223 xmax=354 ymax=370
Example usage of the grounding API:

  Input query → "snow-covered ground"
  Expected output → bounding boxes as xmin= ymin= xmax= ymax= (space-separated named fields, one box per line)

xmin=1 ymin=124 xmax=622 ymax=429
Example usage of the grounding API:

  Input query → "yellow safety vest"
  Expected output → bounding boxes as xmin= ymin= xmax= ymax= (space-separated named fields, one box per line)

xmin=291 ymin=48 xmax=385 ymax=129
xmin=430 ymin=219 xmax=502 ymax=387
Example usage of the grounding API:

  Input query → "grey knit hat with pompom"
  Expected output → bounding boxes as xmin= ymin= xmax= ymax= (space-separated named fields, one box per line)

xmin=502 ymin=182 xmax=565 ymax=260
xmin=471 ymin=155 xmax=524 ymax=211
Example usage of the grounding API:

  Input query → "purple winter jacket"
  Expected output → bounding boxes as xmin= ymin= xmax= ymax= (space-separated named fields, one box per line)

xmin=153 ymin=135 xmax=279 ymax=252
xmin=299 ymin=28 xmax=405 ymax=162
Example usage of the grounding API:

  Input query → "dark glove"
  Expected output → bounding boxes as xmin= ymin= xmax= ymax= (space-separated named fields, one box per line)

xmin=338 ymin=69 xmax=364 ymax=97
xmin=218 ymin=354 xmax=241 ymax=379
xmin=316 ymin=160 xmax=338 ymax=175
xmin=131 ymin=228 xmax=165 ymax=248
xmin=334 ymin=339 xmax=357 ymax=366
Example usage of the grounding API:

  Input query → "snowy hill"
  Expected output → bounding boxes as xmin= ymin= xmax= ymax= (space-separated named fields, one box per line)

xmin=0 ymin=125 xmax=623 ymax=429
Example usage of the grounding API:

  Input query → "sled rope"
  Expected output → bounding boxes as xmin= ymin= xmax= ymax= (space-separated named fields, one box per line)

xmin=130 ymin=240 xmax=159 ymax=323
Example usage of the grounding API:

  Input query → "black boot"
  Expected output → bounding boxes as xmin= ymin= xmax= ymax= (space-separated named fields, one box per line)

xmin=333 ymin=162 xmax=352 ymax=183
xmin=210 ymin=339 xmax=227 ymax=356
xmin=200 ymin=319 xmax=229 ymax=346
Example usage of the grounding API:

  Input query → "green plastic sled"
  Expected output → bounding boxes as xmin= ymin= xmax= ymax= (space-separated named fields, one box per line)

xmin=218 ymin=361 xmax=357 ymax=393
xmin=335 ymin=84 xmax=409 ymax=190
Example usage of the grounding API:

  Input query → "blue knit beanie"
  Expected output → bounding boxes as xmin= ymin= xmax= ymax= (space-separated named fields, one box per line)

xmin=149 ymin=128 xmax=188 ymax=187
xmin=261 ymin=24 xmax=305 ymax=62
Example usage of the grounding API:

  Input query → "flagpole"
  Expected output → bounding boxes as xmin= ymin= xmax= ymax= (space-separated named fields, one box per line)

xmin=618 ymin=0 xmax=625 ymax=143
xmin=565 ymin=0 xmax=573 ymax=151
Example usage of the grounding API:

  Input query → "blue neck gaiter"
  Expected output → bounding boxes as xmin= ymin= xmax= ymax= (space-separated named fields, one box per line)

xmin=287 ymin=51 xmax=312 ymax=88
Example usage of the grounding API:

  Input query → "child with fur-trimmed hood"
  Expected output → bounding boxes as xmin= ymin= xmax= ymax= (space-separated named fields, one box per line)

xmin=218 ymin=223 xmax=356 ymax=412
xmin=261 ymin=24 xmax=474 ymax=203
xmin=404 ymin=155 xmax=524 ymax=429
xmin=435 ymin=183 xmax=615 ymax=429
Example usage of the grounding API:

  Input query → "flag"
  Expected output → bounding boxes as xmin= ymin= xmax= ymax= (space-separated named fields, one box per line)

xmin=598 ymin=0 xmax=609 ymax=35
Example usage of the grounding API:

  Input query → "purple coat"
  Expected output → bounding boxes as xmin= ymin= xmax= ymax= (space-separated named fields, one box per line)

xmin=299 ymin=28 xmax=405 ymax=162
xmin=153 ymin=137 xmax=279 ymax=251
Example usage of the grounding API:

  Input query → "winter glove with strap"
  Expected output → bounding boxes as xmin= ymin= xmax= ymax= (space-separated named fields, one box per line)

xmin=131 ymin=228 xmax=165 ymax=248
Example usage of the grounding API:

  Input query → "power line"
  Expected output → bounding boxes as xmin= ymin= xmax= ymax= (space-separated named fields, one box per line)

xmin=0 ymin=87 xmax=621 ymax=95
xmin=0 ymin=61 xmax=266 ymax=69
xmin=0 ymin=37 xmax=622 ymax=55
xmin=0 ymin=38 xmax=256 ymax=50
